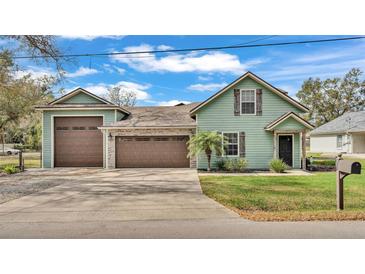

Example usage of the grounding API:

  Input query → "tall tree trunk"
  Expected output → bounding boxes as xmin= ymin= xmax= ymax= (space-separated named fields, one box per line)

xmin=207 ymin=154 xmax=211 ymax=172
xmin=1 ymin=131 xmax=4 ymax=155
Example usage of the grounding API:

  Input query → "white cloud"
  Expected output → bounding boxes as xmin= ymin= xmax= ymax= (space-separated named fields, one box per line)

xmin=102 ymin=64 xmax=113 ymax=73
xmin=114 ymin=66 xmax=125 ymax=74
xmin=187 ymin=82 xmax=227 ymax=92
xmin=83 ymin=81 xmax=151 ymax=101
xmin=66 ymin=66 xmax=99 ymax=78
xmin=294 ymin=52 xmax=351 ymax=63
xmin=102 ymin=64 xmax=125 ymax=74
xmin=197 ymin=75 xmax=212 ymax=81
xmin=157 ymin=100 xmax=191 ymax=106
xmin=292 ymin=43 xmax=365 ymax=64
xmin=157 ymin=45 xmax=174 ymax=50
xmin=60 ymin=35 xmax=125 ymax=41
xmin=14 ymin=66 xmax=54 ymax=79
xmin=261 ymin=58 xmax=365 ymax=81
xmin=112 ymin=43 xmax=264 ymax=74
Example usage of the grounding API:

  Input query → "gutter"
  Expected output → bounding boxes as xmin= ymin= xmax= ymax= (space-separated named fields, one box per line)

xmin=98 ymin=125 xmax=196 ymax=130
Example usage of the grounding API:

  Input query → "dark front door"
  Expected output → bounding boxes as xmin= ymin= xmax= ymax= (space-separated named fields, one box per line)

xmin=279 ymin=135 xmax=293 ymax=167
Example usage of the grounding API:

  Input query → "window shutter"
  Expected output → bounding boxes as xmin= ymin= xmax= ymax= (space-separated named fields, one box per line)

xmin=239 ymin=132 xmax=246 ymax=158
xmin=234 ymin=89 xmax=240 ymax=116
xmin=256 ymin=89 xmax=262 ymax=116
xmin=217 ymin=131 xmax=222 ymax=156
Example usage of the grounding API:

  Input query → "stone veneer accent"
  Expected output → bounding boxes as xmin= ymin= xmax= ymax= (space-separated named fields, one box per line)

xmin=106 ymin=128 xmax=196 ymax=169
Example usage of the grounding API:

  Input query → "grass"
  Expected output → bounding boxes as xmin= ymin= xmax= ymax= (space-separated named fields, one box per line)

xmin=0 ymin=152 xmax=41 ymax=170
xmin=200 ymin=160 xmax=365 ymax=221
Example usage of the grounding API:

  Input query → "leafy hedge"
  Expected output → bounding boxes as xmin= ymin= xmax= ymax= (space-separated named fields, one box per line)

xmin=216 ymin=158 xmax=248 ymax=172
xmin=311 ymin=159 xmax=336 ymax=166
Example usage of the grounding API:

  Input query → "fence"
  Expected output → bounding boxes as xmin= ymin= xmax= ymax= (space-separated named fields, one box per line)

xmin=0 ymin=151 xmax=41 ymax=170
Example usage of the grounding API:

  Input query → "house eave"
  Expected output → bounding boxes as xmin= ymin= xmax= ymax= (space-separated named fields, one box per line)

xmin=35 ymin=106 xmax=131 ymax=114
xmin=265 ymin=112 xmax=314 ymax=131
xmin=98 ymin=125 xmax=196 ymax=130
xmin=190 ymin=71 xmax=309 ymax=115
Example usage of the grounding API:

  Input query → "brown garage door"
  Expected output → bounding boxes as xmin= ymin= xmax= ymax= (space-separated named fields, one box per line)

xmin=54 ymin=117 xmax=103 ymax=167
xmin=116 ymin=136 xmax=190 ymax=168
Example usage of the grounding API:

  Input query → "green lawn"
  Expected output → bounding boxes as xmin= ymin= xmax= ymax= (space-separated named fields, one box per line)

xmin=200 ymin=160 xmax=365 ymax=221
xmin=0 ymin=152 xmax=41 ymax=169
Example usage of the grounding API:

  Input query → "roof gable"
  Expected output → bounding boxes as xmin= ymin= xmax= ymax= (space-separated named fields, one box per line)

xmin=265 ymin=112 xmax=314 ymax=131
xmin=50 ymin=88 xmax=112 ymax=105
xmin=311 ymin=111 xmax=365 ymax=135
xmin=190 ymin=71 xmax=309 ymax=115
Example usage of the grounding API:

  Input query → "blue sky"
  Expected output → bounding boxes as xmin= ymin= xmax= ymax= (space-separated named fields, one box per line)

xmin=5 ymin=35 xmax=365 ymax=106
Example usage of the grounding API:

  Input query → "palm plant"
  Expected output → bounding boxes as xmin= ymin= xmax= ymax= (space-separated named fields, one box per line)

xmin=187 ymin=131 xmax=225 ymax=171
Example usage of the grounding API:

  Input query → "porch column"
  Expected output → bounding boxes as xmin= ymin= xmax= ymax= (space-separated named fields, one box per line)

xmin=301 ymin=130 xmax=306 ymax=170
xmin=273 ymin=130 xmax=277 ymax=159
xmin=107 ymin=131 xmax=116 ymax=169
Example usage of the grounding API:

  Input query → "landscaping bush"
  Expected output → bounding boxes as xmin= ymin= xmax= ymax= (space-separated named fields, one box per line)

xmin=269 ymin=159 xmax=288 ymax=173
xmin=216 ymin=158 xmax=225 ymax=170
xmin=2 ymin=164 xmax=19 ymax=174
xmin=223 ymin=159 xmax=234 ymax=172
xmin=221 ymin=158 xmax=248 ymax=172
xmin=311 ymin=159 xmax=336 ymax=166
xmin=235 ymin=158 xmax=248 ymax=172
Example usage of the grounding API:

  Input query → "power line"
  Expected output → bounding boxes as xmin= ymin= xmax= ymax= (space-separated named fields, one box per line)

xmin=231 ymin=35 xmax=279 ymax=46
xmin=5 ymin=36 xmax=365 ymax=60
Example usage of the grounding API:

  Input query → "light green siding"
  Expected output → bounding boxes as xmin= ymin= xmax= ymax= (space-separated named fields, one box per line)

xmin=42 ymin=109 xmax=115 ymax=168
xmin=196 ymin=77 xmax=305 ymax=169
xmin=117 ymin=110 xmax=125 ymax=121
xmin=61 ymin=92 xmax=105 ymax=104
xmin=273 ymin=117 xmax=307 ymax=131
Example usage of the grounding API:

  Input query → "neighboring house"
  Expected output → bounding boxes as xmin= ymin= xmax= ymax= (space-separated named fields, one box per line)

xmin=36 ymin=71 xmax=314 ymax=169
xmin=310 ymin=111 xmax=365 ymax=154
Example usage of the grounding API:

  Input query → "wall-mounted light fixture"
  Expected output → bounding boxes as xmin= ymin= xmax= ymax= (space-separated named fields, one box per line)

xmin=108 ymin=132 xmax=113 ymax=140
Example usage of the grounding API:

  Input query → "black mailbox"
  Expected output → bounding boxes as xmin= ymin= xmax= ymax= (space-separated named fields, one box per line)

xmin=337 ymin=160 xmax=362 ymax=175
xmin=336 ymin=158 xmax=362 ymax=210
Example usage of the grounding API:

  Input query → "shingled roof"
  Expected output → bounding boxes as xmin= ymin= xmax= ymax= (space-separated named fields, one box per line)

xmin=310 ymin=111 xmax=365 ymax=135
xmin=104 ymin=102 xmax=200 ymax=128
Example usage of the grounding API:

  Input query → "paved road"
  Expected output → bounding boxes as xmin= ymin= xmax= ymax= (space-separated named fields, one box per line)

xmin=0 ymin=168 xmax=364 ymax=238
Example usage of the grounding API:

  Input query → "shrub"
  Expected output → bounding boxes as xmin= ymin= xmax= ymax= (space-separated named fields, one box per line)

xmin=2 ymin=164 xmax=19 ymax=174
xmin=221 ymin=158 xmax=248 ymax=172
xmin=235 ymin=158 xmax=248 ymax=172
xmin=270 ymin=159 xmax=288 ymax=173
xmin=312 ymin=159 xmax=336 ymax=166
xmin=223 ymin=159 xmax=234 ymax=172
xmin=216 ymin=158 xmax=225 ymax=170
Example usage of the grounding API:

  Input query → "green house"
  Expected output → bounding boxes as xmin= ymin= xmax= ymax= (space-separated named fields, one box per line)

xmin=37 ymin=72 xmax=313 ymax=169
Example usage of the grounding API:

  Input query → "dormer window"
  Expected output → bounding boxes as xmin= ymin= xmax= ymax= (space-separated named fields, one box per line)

xmin=240 ymin=89 xmax=256 ymax=115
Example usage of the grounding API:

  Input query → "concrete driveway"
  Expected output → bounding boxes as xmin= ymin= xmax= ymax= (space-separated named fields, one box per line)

xmin=0 ymin=168 xmax=238 ymax=237
xmin=1 ymin=168 xmax=365 ymax=238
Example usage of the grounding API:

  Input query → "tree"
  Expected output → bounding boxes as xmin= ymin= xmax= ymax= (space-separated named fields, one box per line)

xmin=0 ymin=58 xmax=56 ymax=154
xmin=0 ymin=36 xmax=65 ymax=153
xmin=4 ymin=35 xmax=66 ymax=74
xmin=187 ymin=131 xmax=224 ymax=171
xmin=296 ymin=68 xmax=365 ymax=126
xmin=106 ymin=85 xmax=137 ymax=107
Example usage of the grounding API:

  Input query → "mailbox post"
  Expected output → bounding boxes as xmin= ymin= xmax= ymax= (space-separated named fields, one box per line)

xmin=336 ymin=156 xmax=362 ymax=210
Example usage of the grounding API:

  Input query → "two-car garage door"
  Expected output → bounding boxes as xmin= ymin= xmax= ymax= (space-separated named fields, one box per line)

xmin=54 ymin=117 xmax=190 ymax=168
xmin=116 ymin=136 xmax=190 ymax=168
xmin=54 ymin=117 xmax=103 ymax=167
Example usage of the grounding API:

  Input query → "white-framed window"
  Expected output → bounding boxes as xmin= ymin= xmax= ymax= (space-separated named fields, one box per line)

xmin=222 ymin=132 xmax=239 ymax=156
xmin=337 ymin=135 xmax=343 ymax=148
xmin=240 ymin=89 xmax=256 ymax=115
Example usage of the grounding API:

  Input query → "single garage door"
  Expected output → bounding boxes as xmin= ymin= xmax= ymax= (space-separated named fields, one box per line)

xmin=54 ymin=117 xmax=103 ymax=167
xmin=116 ymin=136 xmax=190 ymax=168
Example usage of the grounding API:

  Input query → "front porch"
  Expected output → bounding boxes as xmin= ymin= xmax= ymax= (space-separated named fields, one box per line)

xmin=265 ymin=112 xmax=314 ymax=170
